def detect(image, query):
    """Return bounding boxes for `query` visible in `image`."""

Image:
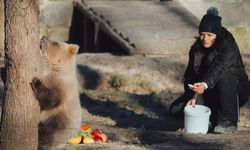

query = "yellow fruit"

[99,133,108,142]
[83,137,94,144]
[67,137,82,144]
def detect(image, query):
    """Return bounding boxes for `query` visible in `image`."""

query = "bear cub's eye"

[52,42,59,46]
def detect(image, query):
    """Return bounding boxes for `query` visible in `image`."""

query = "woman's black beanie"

[199,7,222,36]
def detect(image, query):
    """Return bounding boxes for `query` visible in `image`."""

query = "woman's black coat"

[180,27,249,105]
[169,27,249,119]
[184,27,248,89]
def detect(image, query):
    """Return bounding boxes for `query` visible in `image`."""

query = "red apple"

[93,135,103,142]
[91,129,102,137]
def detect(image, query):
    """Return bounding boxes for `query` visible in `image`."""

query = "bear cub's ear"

[68,44,79,55]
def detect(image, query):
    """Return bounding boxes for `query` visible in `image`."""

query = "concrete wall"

[179,0,250,53]
[39,0,73,41]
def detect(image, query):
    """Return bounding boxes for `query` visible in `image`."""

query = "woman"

[169,7,249,133]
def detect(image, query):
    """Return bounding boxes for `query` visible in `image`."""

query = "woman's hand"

[186,99,196,107]
[190,82,205,94]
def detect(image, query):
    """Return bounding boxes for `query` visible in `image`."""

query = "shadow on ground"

[80,91,182,131]
[77,65,103,90]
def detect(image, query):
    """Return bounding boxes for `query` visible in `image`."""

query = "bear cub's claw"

[32,77,42,87]
[30,77,42,96]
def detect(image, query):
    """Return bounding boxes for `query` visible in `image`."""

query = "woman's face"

[199,32,217,48]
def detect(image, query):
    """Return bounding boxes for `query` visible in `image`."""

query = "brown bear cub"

[31,36,82,150]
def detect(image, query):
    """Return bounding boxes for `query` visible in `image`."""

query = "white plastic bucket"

[184,105,211,134]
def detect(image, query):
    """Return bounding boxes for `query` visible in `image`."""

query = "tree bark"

[0,0,40,150]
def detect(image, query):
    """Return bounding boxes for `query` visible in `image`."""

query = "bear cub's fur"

[31,36,82,149]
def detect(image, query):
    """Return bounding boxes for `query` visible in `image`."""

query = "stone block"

[40,0,73,27]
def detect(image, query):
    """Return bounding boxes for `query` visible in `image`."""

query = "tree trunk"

[0,0,40,150]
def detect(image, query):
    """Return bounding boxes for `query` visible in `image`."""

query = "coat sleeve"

[202,38,238,89]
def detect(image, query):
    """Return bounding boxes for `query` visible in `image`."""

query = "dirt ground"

[67,53,250,150]
[0,53,250,150]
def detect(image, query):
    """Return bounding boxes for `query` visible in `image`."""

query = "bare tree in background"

[0,0,40,149]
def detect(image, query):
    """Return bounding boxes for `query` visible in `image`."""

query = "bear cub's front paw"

[31,77,42,88]
[30,77,43,95]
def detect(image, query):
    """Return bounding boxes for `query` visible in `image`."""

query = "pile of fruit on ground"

[67,123,108,144]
